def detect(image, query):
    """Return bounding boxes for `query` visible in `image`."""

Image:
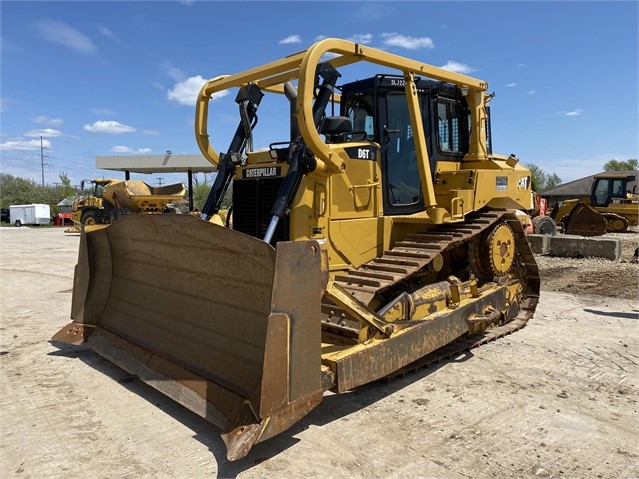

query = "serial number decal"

[496,176,508,191]
[242,166,281,179]
[344,145,378,161]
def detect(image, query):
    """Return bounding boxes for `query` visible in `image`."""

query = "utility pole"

[157,177,164,187]
[40,136,45,186]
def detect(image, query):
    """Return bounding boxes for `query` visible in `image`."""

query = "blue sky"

[1,0,637,189]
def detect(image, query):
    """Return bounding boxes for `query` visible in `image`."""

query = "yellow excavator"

[52,38,540,461]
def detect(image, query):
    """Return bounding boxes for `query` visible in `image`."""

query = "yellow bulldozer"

[66,178,186,231]
[550,172,638,236]
[52,38,540,461]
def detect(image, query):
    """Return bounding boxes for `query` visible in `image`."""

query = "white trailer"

[9,204,51,227]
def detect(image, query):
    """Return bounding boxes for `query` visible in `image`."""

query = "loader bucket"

[52,214,324,460]
[562,202,606,236]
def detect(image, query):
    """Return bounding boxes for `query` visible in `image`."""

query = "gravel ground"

[535,227,639,300]
[1,225,637,479]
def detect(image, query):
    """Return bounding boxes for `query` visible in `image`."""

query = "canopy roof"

[96,154,216,173]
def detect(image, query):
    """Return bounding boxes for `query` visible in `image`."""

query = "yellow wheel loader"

[550,172,638,236]
[52,39,540,461]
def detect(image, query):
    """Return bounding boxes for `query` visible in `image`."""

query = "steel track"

[323,209,540,373]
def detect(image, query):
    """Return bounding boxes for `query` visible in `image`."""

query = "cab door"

[378,91,426,215]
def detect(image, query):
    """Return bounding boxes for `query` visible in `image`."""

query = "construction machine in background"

[550,172,638,236]
[527,191,557,235]
[53,38,540,461]
[65,178,186,232]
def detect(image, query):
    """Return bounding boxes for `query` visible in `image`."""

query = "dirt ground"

[535,228,639,300]
[1,226,637,479]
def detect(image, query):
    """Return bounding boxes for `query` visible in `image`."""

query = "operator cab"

[340,75,471,215]
[80,179,109,198]
[591,174,635,207]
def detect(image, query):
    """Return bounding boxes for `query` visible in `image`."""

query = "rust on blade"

[51,323,95,345]
[52,215,326,461]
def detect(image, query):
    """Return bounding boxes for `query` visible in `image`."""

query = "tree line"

[0,173,76,214]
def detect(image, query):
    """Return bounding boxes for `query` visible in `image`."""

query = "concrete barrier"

[526,234,549,255]
[527,234,621,260]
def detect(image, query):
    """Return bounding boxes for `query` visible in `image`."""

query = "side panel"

[471,167,534,212]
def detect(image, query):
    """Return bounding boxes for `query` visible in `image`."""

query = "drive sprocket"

[469,221,515,279]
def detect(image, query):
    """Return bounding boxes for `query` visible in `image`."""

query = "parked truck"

[9,204,51,227]
[69,178,186,226]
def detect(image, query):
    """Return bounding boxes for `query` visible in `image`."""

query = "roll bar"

[194,38,490,172]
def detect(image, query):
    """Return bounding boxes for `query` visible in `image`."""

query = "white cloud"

[83,120,136,133]
[505,83,517,88]
[527,90,536,95]
[321,52,340,60]
[25,128,61,138]
[439,61,474,75]
[556,109,584,117]
[35,20,96,54]
[98,25,127,47]
[98,25,114,38]
[32,116,64,127]
[111,146,152,154]
[110,145,133,153]
[279,35,302,45]
[167,75,228,106]
[347,33,373,45]
[163,63,185,82]
[381,33,434,50]
[0,138,52,150]
[0,98,21,114]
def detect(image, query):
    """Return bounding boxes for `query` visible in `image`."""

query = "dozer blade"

[52,214,324,461]
[562,202,606,236]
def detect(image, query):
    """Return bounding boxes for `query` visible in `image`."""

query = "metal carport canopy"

[96,154,216,174]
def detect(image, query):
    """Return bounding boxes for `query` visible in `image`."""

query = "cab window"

[437,100,464,153]
[346,97,375,140]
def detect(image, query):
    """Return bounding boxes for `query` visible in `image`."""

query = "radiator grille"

[232,177,290,244]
